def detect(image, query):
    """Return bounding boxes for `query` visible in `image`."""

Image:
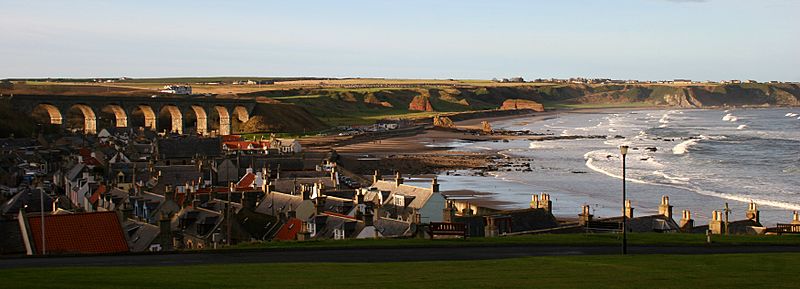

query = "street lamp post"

[620,145,629,255]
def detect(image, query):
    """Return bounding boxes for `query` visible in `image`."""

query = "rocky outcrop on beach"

[500,99,545,111]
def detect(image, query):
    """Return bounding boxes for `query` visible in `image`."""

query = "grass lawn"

[226,233,800,251]
[2,253,798,288]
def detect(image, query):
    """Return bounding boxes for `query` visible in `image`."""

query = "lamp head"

[620,145,629,156]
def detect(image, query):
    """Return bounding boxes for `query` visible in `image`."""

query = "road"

[1,245,799,269]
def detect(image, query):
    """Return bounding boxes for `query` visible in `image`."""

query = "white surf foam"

[722,113,735,121]
[672,138,700,155]
[737,124,747,130]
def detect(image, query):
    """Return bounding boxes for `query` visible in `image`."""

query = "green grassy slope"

[3,253,799,289]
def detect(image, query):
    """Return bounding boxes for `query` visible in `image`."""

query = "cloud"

[664,0,709,3]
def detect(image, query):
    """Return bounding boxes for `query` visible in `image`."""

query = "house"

[368,173,446,223]
[159,85,192,95]
[690,201,764,235]
[129,191,180,224]
[270,138,302,154]
[20,211,129,255]
[591,196,681,233]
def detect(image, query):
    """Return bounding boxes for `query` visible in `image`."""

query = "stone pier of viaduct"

[4,94,256,135]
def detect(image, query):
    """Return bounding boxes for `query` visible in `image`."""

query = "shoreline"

[333,106,799,225]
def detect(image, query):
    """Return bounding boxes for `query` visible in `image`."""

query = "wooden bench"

[429,222,468,239]
[774,223,800,235]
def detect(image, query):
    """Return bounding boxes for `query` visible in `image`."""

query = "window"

[394,196,405,207]
[334,228,345,240]
[306,222,316,237]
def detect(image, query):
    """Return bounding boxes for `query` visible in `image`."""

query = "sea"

[436,108,800,226]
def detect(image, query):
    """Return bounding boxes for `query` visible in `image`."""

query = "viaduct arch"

[7,95,255,136]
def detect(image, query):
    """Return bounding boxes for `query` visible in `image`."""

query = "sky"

[1,0,798,81]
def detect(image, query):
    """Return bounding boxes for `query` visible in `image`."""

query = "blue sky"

[1,0,797,81]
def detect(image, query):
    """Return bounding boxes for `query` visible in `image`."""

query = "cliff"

[500,99,545,111]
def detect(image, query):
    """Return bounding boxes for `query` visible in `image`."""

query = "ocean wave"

[691,188,800,211]
[585,151,800,211]
[722,113,738,122]
[529,142,555,149]
[737,124,747,130]
[672,138,700,155]
[652,170,690,184]
[785,113,798,117]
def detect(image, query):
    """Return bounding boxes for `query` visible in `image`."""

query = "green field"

[225,233,800,251]
[3,253,798,288]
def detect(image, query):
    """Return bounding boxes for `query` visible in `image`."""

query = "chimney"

[244,191,258,210]
[443,200,457,223]
[301,185,311,200]
[158,213,173,251]
[679,210,694,233]
[412,209,421,224]
[484,217,498,237]
[540,193,552,214]
[122,201,134,220]
[624,199,634,219]
[579,205,593,226]
[364,207,374,227]
[431,177,439,193]
[315,195,327,215]
[529,194,540,209]
[395,172,403,187]
[354,189,365,205]
[746,201,760,223]
[373,170,379,185]
[793,211,800,225]
[709,210,723,234]
[658,195,673,219]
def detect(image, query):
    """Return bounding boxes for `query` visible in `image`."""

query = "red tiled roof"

[275,218,302,241]
[223,141,270,150]
[222,135,243,142]
[27,211,129,254]
[89,184,107,205]
[236,172,256,190]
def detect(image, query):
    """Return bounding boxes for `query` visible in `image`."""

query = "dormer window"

[394,195,405,207]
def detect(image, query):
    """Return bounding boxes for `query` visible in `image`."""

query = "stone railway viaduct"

[5,94,256,135]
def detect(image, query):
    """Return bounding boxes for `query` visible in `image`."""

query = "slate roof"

[371,181,434,209]
[374,217,412,237]
[157,137,221,159]
[271,178,335,194]
[0,220,25,255]
[27,211,129,254]
[66,163,87,181]
[1,188,54,217]
[234,209,281,241]
[122,219,161,252]
[313,214,364,240]
[600,214,680,233]
[255,192,304,217]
